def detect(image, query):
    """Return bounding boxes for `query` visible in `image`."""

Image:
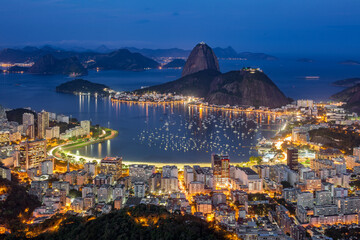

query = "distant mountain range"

[0,45,97,63]
[124,47,190,58]
[0,46,159,75]
[126,46,278,60]
[136,43,289,108]
[0,44,278,76]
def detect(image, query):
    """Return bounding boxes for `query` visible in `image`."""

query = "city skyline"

[1,1,360,239]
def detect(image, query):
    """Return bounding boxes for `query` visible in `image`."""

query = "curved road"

[48,129,117,164]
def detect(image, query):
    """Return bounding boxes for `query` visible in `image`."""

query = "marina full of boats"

[106,92,292,161]
[72,92,294,163]
[133,102,285,158]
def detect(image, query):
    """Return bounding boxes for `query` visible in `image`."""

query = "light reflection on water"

[2,59,360,163]
[71,97,282,164]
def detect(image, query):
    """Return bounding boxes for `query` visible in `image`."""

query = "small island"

[56,79,111,96]
[332,78,360,87]
[338,60,360,65]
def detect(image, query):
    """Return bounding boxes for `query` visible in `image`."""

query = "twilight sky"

[1,0,359,57]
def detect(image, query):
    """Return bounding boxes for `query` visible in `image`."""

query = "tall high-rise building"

[287,148,299,171]
[23,112,35,125]
[0,166,11,181]
[134,182,145,198]
[162,165,178,178]
[20,139,47,169]
[211,154,230,187]
[297,99,314,108]
[37,110,49,139]
[0,131,10,146]
[80,120,91,135]
[45,126,60,140]
[23,113,35,139]
[100,157,122,180]
[353,147,360,159]
[84,162,97,175]
[212,154,221,181]
[25,125,35,139]
[41,160,53,175]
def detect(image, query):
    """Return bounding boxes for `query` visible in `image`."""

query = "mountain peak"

[182,43,220,77]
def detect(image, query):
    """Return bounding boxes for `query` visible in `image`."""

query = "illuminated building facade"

[19,139,47,169]
[0,166,11,181]
[80,120,91,135]
[287,148,299,171]
[0,131,10,146]
[100,157,122,180]
[37,111,49,139]
[23,112,35,139]
[211,154,230,187]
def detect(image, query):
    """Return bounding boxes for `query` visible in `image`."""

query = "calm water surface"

[1,59,359,163]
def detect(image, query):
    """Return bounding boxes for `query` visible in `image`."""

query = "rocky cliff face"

[28,54,87,76]
[135,43,289,108]
[182,42,220,77]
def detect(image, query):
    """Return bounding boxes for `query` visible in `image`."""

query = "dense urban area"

[1,95,360,240]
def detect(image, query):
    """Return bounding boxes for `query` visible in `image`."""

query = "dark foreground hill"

[0,178,41,233]
[7,205,230,240]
